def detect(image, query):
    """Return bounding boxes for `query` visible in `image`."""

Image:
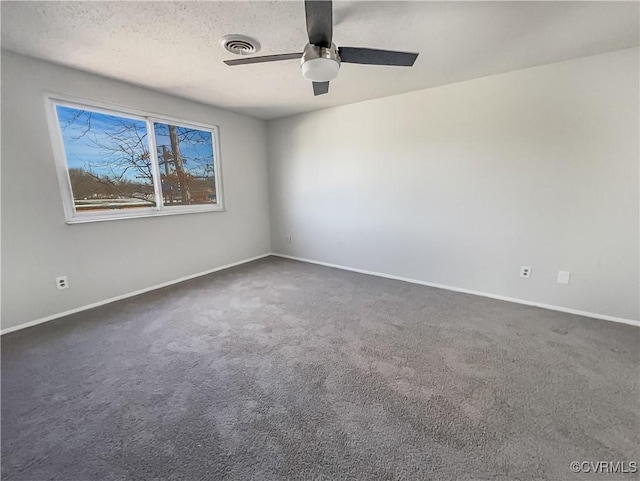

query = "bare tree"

[168,125,191,204]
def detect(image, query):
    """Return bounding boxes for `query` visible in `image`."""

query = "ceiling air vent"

[220,35,261,56]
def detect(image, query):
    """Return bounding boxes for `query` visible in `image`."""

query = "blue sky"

[56,105,215,182]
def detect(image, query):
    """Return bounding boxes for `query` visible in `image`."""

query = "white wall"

[268,48,639,322]
[1,51,271,330]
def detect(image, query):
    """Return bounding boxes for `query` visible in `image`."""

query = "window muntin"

[49,97,223,223]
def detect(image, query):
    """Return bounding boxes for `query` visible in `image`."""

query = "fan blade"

[338,47,418,66]
[313,81,329,96]
[224,53,302,66]
[305,0,333,47]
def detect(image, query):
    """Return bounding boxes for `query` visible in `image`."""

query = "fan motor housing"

[301,43,341,81]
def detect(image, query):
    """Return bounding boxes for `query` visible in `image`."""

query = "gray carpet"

[2,256,638,481]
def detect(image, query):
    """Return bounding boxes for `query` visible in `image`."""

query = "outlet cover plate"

[55,276,69,290]
[520,266,532,279]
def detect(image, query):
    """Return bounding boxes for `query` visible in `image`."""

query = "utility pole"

[169,125,191,205]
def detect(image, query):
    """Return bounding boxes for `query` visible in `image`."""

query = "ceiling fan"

[224,0,419,96]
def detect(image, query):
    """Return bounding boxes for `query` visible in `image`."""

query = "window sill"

[65,206,225,224]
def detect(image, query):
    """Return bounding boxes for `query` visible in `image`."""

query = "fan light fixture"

[300,43,341,82]
[301,57,340,82]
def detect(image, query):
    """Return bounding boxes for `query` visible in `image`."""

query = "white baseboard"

[271,253,639,328]
[1,253,271,335]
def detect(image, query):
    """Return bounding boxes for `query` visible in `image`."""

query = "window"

[48,96,223,223]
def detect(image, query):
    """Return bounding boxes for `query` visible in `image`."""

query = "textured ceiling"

[2,1,638,119]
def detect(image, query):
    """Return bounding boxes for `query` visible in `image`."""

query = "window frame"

[45,93,225,224]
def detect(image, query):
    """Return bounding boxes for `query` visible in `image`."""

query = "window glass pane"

[153,122,217,206]
[55,105,154,212]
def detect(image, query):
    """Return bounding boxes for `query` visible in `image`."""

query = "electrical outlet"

[286,234,292,244]
[520,266,532,279]
[557,271,571,284]
[56,276,69,290]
